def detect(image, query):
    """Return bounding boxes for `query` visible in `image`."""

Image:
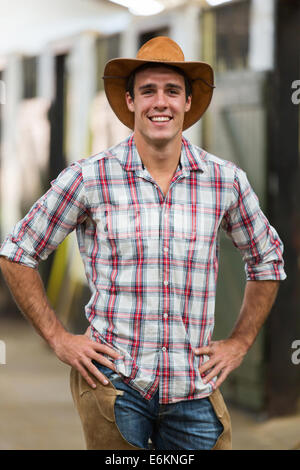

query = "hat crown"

[136,36,185,63]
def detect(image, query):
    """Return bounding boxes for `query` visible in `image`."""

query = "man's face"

[125,66,192,147]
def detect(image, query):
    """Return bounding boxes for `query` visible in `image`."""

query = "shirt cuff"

[246,262,287,281]
[0,237,39,269]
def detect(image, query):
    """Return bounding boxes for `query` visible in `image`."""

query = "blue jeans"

[93,362,223,450]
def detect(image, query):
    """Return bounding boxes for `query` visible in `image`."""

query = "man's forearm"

[0,257,65,347]
[229,279,280,352]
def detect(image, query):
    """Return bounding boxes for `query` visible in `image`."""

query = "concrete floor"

[1,318,299,450]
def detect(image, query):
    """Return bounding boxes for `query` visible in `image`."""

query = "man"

[0,37,286,450]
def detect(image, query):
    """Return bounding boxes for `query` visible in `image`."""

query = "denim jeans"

[93,362,223,450]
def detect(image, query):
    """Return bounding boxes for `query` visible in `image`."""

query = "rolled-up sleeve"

[0,161,88,269]
[222,167,287,281]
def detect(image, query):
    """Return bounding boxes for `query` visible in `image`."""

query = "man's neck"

[133,132,183,177]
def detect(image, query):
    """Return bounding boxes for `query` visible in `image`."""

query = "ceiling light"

[109,0,164,16]
[206,0,233,6]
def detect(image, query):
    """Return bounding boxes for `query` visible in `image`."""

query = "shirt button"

[164,247,168,253]
[163,280,168,286]
[162,347,167,352]
[163,313,168,319]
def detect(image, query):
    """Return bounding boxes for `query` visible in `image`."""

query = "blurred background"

[0,0,299,450]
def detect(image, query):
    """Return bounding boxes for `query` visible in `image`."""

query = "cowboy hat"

[103,36,215,131]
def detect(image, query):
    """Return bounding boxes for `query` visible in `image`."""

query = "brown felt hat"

[103,36,215,131]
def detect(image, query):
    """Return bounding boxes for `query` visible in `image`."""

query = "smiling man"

[126,65,191,144]
[125,64,192,197]
[0,37,286,450]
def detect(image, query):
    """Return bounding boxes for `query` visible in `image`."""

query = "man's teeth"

[150,117,171,122]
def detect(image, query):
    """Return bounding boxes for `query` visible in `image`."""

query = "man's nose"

[154,90,168,109]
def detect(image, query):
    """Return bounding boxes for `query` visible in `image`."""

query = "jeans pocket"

[92,361,123,386]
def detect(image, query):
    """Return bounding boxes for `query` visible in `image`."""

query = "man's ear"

[185,95,192,113]
[125,91,135,112]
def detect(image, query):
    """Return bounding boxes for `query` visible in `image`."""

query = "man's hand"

[194,338,247,388]
[51,329,124,389]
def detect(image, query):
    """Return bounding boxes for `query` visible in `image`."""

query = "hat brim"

[103,58,215,131]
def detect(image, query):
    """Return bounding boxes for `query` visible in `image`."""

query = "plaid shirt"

[0,134,286,404]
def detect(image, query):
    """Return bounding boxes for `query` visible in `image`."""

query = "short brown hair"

[126,63,193,102]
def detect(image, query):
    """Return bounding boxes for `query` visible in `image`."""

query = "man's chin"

[144,129,181,147]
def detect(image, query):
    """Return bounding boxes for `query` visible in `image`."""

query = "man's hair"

[126,63,193,102]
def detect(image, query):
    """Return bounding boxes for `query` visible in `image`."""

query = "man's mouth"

[148,116,172,122]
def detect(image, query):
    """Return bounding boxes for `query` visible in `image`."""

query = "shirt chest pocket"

[97,204,158,259]
[105,204,139,240]
[170,203,198,241]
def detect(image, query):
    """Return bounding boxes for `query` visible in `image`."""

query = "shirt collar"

[117,133,205,174]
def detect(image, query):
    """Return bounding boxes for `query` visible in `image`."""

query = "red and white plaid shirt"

[0,134,286,404]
